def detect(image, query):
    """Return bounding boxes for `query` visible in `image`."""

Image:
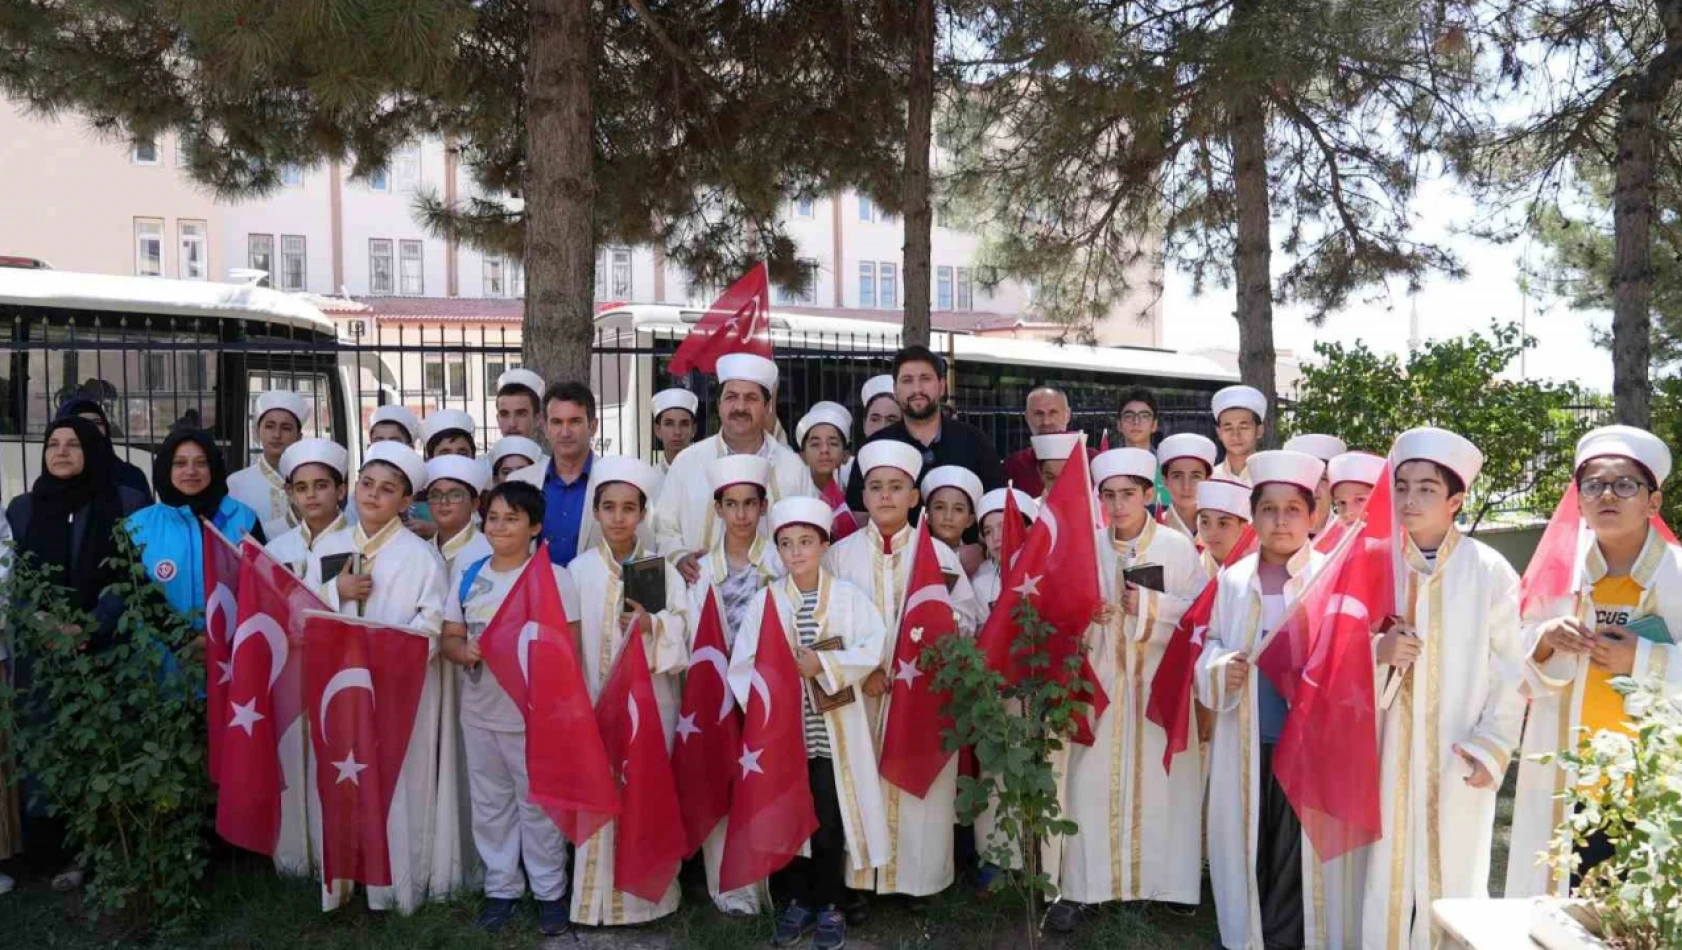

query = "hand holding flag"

[879,521,960,797]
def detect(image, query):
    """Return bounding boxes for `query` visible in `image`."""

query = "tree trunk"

[1609,5,1682,428]
[900,0,936,347]
[523,0,596,387]
[1229,59,1277,425]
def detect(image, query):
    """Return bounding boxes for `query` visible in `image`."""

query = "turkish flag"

[667,263,773,376]
[1518,482,1678,619]
[672,587,742,855]
[1313,517,1349,554]
[718,595,818,892]
[299,611,432,888]
[202,520,243,784]
[1253,465,1393,861]
[214,542,322,854]
[879,521,960,797]
[596,629,686,901]
[978,442,1104,743]
[1147,523,1258,773]
[820,478,860,543]
[478,544,619,844]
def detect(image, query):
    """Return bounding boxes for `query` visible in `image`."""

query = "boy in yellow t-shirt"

[1583,575,1644,739]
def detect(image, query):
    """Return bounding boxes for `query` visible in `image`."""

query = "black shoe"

[772,901,816,947]
[843,891,869,927]
[476,897,518,933]
[538,899,571,936]
[1045,900,1081,934]
[814,906,847,950]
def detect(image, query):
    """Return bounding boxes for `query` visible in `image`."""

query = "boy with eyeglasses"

[427,455,494,574]
[1506,425,1682,899]
[1209,385,1267,485]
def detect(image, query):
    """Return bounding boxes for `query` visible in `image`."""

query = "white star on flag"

[1191,624,1208,648]
[738,745,765,778]
[909,626,924,643]
[332,750,369,786]
[675,712,701,744]
[1014,574,1042,598]
[228,698,265,736]
[894,658,921,688]
[216,660,233,686]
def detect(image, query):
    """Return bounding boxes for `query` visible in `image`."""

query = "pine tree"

[0,0,907,382]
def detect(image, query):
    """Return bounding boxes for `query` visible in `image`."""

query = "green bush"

[0,527,212,935]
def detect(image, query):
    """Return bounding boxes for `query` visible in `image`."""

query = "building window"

[399,239,424,295]
[280,235,307,291]
[395,145,421,191]
[858,195,875,222]
[131,137,160,166]
[483,255,506,297]
[369,238,394,295]
[424,355,467,397]
[594,249,606,298]
[775,258,818,305]
[957,266,974,311]
[178,220,207,281]
[485,359,521,394]
[878,262,898,309]
[936,265,954,310]
[793,196,815,218]
[279,165,304,186]
[134,219,164,276]
[609,248,632,299]
[184,353,208,391]
[858,262,876,308]
[145,353,168,392]
[248,234,274,285]
[509,259,525,297]
[368,167,390,192]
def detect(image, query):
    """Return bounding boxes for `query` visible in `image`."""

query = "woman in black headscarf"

[53,396,151,498]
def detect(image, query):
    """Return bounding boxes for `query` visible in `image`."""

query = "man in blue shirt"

[510,380,598,566]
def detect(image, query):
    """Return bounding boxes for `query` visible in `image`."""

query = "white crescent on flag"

[1041,504,1060,556]
[689,645,734,723]
[748,670,774,728]
[627,693,641,745]
[1324,594,1370,623]
[206,583,237,647]
[902,584,951,617]
[231,611,289,691]
[319,667,375,744]
[516,621,542,685]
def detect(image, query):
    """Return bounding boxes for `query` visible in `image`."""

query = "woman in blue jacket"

[126,428,264,625]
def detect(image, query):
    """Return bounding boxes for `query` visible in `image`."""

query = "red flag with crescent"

[672,586,742,855]
[596,629,687,901]
[668,262,774,376]
[879,520,960,797]
[820,478,861,543]
[202,519,243,784]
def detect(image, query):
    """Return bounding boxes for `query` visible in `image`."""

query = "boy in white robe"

[264,437,354,877]
[1157,433,1218,541]
[1198,450,1356,950]
[972,488,1038,610]
[734,497,891,950]
[690,454,784,915]
[1507,425,1682,899]
[1281,434,1347,539]
[821,440,983,900]
[441,480,582,936]
[1361,427,1525,950]
[652,388,699,478]
[565,456,691,926]
[1209,386,1267,486]
[1052,448,1206,932]
[319,442,453,914]
[489,436,544,487]
[426,455,494,574]
[228,390,308,541]
[1195,479,1252,580]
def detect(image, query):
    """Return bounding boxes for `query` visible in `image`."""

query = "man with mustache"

[653,354,816,584]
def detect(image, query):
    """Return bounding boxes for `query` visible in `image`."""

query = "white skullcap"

[489,436,543,468]
[421,409,476,448]
[1196,479,1252,522]
[921,465,984,510]
[370,404,420,442]
[278,437,348,481]
[716,353,778,390]
[1390,426,1483,489]
[860,374,895,407]
[362,441,428,495]
[978,487,1039,523]
[497,368,546,400]
[591,455,661,500]
[708,454,771,493]
[1092,448,1157,487]
[857,440,924,482]
[652,388,699,420]
[1247,450,1325,494]
[426,455,491,494]
[1211,385,1268,422]
[770,496,835,539]
[1156,433,1218,470]
[797,402,853,447]
[1031,432,1081,462]
[1575,425,1672,486]
[1283,433,1348,462]
[255,390,310,427]
[1327,451,1385,488]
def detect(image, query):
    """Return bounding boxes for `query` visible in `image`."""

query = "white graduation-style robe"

[1197,545,1362,950]
[1211,459,1254,487]
[566,540,691,926]
[689,534,784,914]
[318,518,451,913]
[1062,519,1206,905]
[727,573,892,884]
[822,520,983,897]
[228,456,298,542]
[1505,527,1682,899]
[1159,503,1198,542]
[264,515,354,878]
[652,433,815,560]
[430,522,494,900]
[1361,529,1525,950]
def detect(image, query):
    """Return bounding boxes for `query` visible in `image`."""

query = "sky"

[1157,176,1613,393]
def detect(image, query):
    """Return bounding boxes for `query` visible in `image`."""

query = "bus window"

[245,370,337,468]
[22,321,219,447]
